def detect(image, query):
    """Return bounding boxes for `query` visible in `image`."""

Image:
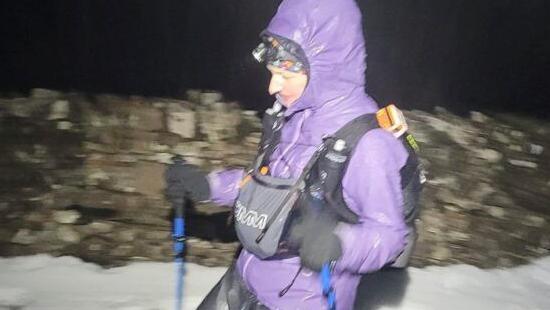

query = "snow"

[1,254,550,310]
[0,255,225,310]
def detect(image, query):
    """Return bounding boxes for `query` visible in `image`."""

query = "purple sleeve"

[335,129,409,273]
[207,168,245,207]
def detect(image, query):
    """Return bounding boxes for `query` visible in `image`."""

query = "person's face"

[267,65,308,107]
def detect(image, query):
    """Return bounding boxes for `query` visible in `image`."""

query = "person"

[165,0,417,308]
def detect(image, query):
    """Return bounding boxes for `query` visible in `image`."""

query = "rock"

[36,230,59,244]
[93,97,163,130]
[242,110,258,117]
[43,222,58,231]
[485,205,506,219]
[443,204,460,212]
[128,105,163,132]
[475,136,488,144]
[4,98,48,118]
[148,142,170,152]
[214,242,239,252]
[470,111,489,123]
[173,142,209,157]
[11,229,38,245]
[31,88,61,99]
[97,161,165,197]
[116,230,137,242]
[181,156,205,166]
[48,100,70,120]
[474,148,502,163]
[86,221,114,234]
[211,101,228,112]
[510,130,524,139]
[245,134,261,145]
[196,240,214,249]
[200,257,223,267]
[199,91,223,105]
[88,243,104,252]
[145,245,167,260]
[526,245,548,255]
[470,182,496,202]
[186,89,202,103]
[541,236,550,249]
[198,109,241,142]
[84,142,115,153]
[87,169,110,186]
[52,210,81,224]
[112,154,139,164]
[528,144,544,155]
[447,231,471,241]
[492,131,510,144]
[145,152,173,164]
[144,231,170,240]
[111,244,134,257]
[167,104,196,139]
[508,159,538,169]
[56,226,81,243]
[25,211,47,223]
[432,246,451,261]
[87,113,108,127]
[523,215,546,228]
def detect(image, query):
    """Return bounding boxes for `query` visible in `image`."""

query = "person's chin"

[279,96,296,108]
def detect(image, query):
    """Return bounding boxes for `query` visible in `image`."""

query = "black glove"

[165,160,210,203]
[288,210,342,272]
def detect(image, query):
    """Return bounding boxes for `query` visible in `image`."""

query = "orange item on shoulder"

[376,104,408,138]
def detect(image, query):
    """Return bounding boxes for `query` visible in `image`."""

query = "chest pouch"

[234,105,324,259]
[234,170,305,259]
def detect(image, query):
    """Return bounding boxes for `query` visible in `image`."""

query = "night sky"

[1,0,549,118]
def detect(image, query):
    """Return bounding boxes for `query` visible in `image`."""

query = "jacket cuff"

[207,168,245,207]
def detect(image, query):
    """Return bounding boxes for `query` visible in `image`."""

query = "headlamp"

[252,42,268,63]
[251,35,308,74]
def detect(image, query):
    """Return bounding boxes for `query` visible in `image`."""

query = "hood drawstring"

[278,266,303,297]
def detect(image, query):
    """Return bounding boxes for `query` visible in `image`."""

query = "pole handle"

[170,155,187,219]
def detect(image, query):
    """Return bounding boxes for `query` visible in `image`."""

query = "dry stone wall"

[1,88,549,269]
[0,89,259,267]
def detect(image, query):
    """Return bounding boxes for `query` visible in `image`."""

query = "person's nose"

[268,74,283,95]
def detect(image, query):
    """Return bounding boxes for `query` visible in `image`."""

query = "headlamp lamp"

[252,35,308,74]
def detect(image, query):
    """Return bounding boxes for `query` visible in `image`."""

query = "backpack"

[234,103,424,267]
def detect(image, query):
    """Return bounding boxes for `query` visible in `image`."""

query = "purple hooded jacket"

[207,0,409,308]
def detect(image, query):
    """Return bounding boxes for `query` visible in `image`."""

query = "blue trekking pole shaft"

[321,263,336,310]
[173,197,185,310]
[170,155,187,310]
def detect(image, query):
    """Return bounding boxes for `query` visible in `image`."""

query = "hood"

[266,0,374,116]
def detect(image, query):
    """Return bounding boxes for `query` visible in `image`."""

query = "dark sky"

[1,0,549,118]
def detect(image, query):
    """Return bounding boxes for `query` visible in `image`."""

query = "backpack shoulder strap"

[304,114,380,224]
[253,107,285,171]
[330,113,379,151]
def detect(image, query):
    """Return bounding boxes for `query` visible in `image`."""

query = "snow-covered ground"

[1,254,550,310]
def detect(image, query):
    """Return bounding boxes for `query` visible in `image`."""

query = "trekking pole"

[321,263,336,310]
[171,156,186,310]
